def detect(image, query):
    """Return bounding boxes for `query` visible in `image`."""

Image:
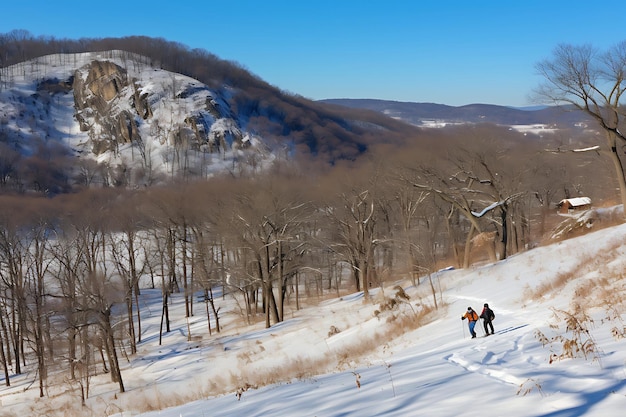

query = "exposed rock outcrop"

[132,80,152,119]
[73,60,147,154]
[68,57,253,161]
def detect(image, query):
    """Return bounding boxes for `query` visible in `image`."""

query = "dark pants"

[483,319,494,335]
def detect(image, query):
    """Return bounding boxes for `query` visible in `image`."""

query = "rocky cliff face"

[72,60,143,154]
[71,58,245,156]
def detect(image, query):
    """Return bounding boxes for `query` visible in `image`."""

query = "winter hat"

[484,303,489,307]
[467,307,472,311]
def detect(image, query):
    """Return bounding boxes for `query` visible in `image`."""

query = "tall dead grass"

[534,246,626,365]
[525,248,608,301]
[527,222,626,366]
[535,305,601,364]
[525,232,623,303]
[208,285,440,403]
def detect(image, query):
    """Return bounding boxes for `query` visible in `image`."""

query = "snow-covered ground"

[508,124,558,134]
[2,220,626,416]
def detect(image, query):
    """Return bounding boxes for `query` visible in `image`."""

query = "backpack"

[482,307,495,321]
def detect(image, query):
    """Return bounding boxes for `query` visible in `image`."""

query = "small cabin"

[557,197,592,214]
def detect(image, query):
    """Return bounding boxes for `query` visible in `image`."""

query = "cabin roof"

[558,197,591,207]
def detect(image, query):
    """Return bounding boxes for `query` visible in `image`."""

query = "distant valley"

[319,98,593,129]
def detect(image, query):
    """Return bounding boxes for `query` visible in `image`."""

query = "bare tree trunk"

[607,132,626,217]
[101,309,125,393]
[277,240,284,322]
[500,206,508,260]
[182,224,191,318]
[427,272,438,310]
[0,311,10,386]
[208,287,220,333]
[463,224,476,269]
[159,286,169,345]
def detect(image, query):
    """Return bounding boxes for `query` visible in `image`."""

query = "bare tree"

[24,209,54,398]
[400,126,538,267]
[403,160,485,269]
[108,191,152,353]
[319,163,387,298]
[189,224,222,335]
[387,174,430,286]
[144,225,173,345]
[58,192,123,392]
[49,226,86,382]
[217,168,313,327]
[0,203,29,376]
[534,41,626,218]
[78,271,126,393]
[0,299,10,386]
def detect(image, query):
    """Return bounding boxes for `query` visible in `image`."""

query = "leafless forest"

[0,30,621,402]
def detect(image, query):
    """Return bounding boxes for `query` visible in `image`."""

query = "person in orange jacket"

[461,306,479,338]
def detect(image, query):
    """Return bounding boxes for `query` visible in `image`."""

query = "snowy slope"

[0,51,271,185]
[1,216,626,416]
[133,222,626,417]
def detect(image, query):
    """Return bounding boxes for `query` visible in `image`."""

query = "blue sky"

[2,1,625,106]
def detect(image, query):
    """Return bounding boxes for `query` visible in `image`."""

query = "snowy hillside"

[2,214,626,416]
[0,51,271,187]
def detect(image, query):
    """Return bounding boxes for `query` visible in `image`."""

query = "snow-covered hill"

[2,212,625,416]
[0,51,271,187]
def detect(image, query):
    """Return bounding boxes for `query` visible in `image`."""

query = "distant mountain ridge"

[0,33,428,193]
[0,33,599,194]
[319,99,593,127]
[0,43,421,192]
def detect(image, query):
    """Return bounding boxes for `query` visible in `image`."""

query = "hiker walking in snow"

[461,307,478,338]
[480,303,495,335]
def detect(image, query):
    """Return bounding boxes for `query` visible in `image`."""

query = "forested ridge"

[0,29,420,170]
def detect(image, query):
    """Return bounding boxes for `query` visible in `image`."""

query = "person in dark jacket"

[480,303,495,335]
[461,307,479,338]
